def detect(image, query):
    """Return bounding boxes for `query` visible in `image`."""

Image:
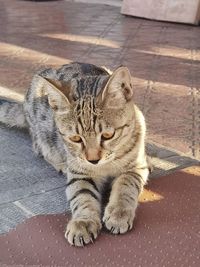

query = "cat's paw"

[65,218,102,247]
[103,204,135,234]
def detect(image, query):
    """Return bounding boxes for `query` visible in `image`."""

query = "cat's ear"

[101,66,133,108]
[40,76,72,111]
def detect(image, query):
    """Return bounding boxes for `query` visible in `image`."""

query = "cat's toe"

[65,218,102,247]
[103,205,134,234]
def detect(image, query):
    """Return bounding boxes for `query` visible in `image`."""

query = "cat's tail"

[0,98,27,128]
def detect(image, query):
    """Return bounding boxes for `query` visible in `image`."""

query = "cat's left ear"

[39,76,72,112]
[101,66,133,108]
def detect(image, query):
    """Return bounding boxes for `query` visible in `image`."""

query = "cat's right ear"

[39,76,72,112]
[101,66,133,109]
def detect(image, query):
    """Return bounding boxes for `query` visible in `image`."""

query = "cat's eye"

[101,131,115,140]
[69,135,82,143]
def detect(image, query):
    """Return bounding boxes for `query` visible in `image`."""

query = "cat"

[0,62,151,247]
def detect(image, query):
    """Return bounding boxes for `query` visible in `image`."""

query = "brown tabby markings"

[0,62,151,247]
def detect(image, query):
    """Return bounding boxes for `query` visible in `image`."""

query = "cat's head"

[40,66,135,166]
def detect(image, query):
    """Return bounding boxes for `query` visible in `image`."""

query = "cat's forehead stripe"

[74,76,105,99]
[75,96,99,134]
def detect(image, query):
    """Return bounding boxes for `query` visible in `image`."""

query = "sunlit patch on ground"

[181,166,200,176]
[139,188,164,203]
[134,46,191,60]
[39,33,120,49]
[0,42,72,66]
[0,85,24,102]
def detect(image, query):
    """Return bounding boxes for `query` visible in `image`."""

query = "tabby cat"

[0,62,151,247]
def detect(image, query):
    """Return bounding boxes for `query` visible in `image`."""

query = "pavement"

[0,0,199,235]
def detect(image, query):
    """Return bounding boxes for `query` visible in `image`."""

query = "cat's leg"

[28,127,42,157]
[65,172,102,246]
[32,140,43,157]
[44,156,66,173]
[32,139,65,172]
[103,167,149,234]
[33,135,67,172]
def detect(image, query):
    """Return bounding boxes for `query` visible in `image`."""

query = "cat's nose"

[88,159,99,165]
[86,148,101,164]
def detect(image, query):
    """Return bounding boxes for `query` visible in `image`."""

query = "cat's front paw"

[103,204,135,234]
[65,218,102,247]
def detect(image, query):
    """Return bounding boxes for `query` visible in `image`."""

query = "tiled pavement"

[0,0,200,233]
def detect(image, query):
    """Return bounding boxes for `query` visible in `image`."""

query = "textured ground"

[0,167,199,267]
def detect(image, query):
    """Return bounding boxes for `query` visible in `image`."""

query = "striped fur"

[0,62,151,247]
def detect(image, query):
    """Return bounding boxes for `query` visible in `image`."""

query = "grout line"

[13,201,35,217]
[0,184,66,207]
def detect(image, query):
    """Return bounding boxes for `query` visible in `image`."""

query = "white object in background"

[121,0,200,25]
